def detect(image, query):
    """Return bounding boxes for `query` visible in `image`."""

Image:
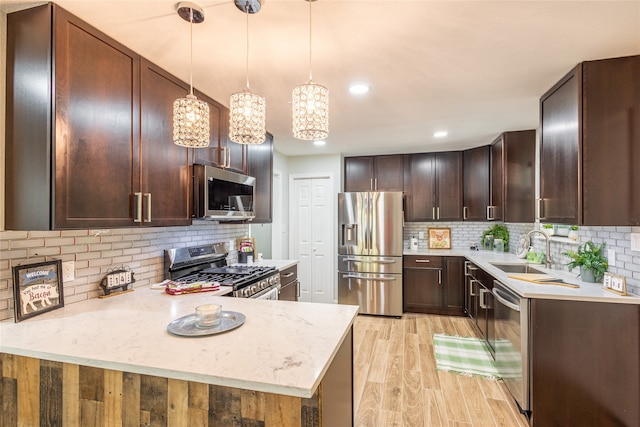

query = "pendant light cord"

[308,0,313,82]
[245,1,250,90]
[189,8,194,96]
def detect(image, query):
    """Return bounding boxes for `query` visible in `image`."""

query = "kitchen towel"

[433,333,499,379]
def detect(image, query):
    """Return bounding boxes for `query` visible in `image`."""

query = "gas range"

[164,243,280,298]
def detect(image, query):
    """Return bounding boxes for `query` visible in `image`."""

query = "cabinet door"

[582,57,640,225]
[435,152,463,221]
[247,133,273,223]
[140,59,191,226]
[373,155,404,191]
[279,280,298,301]
[404,153,436,221]
[344,156,374,191]
[403,267,442,313]
[539,68,580,224]
[53,7,140,228]
[463,146,490,221]
[489,137,504,221]
[444,257,465,314]
[503,131,536,223]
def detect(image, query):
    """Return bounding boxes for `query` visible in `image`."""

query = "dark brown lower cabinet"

[403,256,464,316]
[278,264,298,302]
[530,299,640,427]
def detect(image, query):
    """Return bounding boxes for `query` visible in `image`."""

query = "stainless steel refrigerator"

[337,192,404,316]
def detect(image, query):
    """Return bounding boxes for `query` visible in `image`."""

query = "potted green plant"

[568,225,579,241]
[562,241,608,283]
[481,225,509,252]
[542,223,554,236]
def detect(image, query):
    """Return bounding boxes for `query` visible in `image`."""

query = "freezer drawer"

[338,255,402,275]
[338,272,403,316]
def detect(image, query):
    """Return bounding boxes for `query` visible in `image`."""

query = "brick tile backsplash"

[405,223,640,296]
[0,223,250,321]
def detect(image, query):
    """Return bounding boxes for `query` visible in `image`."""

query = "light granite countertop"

[404,249,640,304]
[0,287,358,398]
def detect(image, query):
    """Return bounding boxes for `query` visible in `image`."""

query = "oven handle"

[492,288,520,312]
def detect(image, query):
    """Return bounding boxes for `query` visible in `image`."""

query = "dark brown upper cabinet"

[463,146,490,221]
[344,155,404,192]
[6,4,141,229]
[539,55,640,225]
[488,130,536,223]
[247,133,274,224]
[404,152,463,222]
[5,4,194,229]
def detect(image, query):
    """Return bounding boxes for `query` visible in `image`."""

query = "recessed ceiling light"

[434,131,448,138]
[349,83,370,95]
[314,140,326,146]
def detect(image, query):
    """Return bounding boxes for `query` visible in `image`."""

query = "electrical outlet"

[62,261,75,282]
[607,249,616,267]
[419,231,425,239]
[631,233,640,252]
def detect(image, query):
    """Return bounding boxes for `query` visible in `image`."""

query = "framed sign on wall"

[12,260,65,322]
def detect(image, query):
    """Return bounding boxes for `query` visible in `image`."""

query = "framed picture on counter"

[428,228,451,249]
[12,260,65,322]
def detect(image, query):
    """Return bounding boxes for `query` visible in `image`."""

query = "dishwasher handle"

[492,287,521,312]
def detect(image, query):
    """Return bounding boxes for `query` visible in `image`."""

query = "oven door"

[252,285,280,300]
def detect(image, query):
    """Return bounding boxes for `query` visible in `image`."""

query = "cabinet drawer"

[403,256,442,268]
[279,264,298,285]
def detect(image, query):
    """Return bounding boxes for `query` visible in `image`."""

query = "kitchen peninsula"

[0,288,358,426]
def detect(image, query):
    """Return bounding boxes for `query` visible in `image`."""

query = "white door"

[290,174,334,304]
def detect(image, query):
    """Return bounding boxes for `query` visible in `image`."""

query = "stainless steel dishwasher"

[492,280,530,413]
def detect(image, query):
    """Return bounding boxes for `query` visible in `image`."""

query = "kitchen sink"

[489,263,546,275]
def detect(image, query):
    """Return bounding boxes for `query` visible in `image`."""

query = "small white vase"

[568,230,579,241]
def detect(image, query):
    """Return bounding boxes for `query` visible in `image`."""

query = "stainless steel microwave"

[193,164,256,221]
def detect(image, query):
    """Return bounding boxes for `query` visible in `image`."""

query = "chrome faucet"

[525,229,553,269]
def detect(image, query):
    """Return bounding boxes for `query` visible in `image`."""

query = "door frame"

[288,172,337,303]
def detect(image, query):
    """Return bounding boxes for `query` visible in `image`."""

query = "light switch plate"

[631,233,640,252]
[419,231,425,239]
[62,261,75,282]
[607,249,616,267]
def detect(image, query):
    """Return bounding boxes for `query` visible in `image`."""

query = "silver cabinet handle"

[487,205,496,221]
[415,259,431,263]
[144,193,152,222]
[134,192,142,223]
[374,178,378,191]
[342,274,397,281]
[437,207,440,220]
[479,288,489,309]
[227,146,231,168]
[469,279,477,296]
[537,198,545,220]
[438,269,442,285]
[370,178,374,191]
[296,280,300,298]
[463,206,468,220]
[432,207,436,220]
[282,272,294,278]
[220,147,227,168]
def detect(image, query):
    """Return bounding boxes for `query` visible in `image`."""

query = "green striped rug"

[433,334,501,379]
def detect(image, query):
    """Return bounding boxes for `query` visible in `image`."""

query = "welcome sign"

[12,260,64,322]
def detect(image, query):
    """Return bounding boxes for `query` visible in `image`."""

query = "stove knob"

[270,276,278,285]
[251,285,258,294]
[244,288,251,297]
[260,280,267,289]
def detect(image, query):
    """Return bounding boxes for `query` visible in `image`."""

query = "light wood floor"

[353,313,530,427]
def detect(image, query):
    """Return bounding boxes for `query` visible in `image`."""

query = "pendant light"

[292,0,329,141]
[173,2,210,148]
[229,0,266,145]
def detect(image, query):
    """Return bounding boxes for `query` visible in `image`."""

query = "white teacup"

[195,304,222,328]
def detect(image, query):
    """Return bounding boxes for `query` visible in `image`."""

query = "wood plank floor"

[353,313,530,427]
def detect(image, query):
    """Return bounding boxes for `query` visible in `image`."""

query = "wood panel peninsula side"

[0,288,358,426]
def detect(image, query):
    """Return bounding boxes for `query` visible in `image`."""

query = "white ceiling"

[3,1,639,157]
